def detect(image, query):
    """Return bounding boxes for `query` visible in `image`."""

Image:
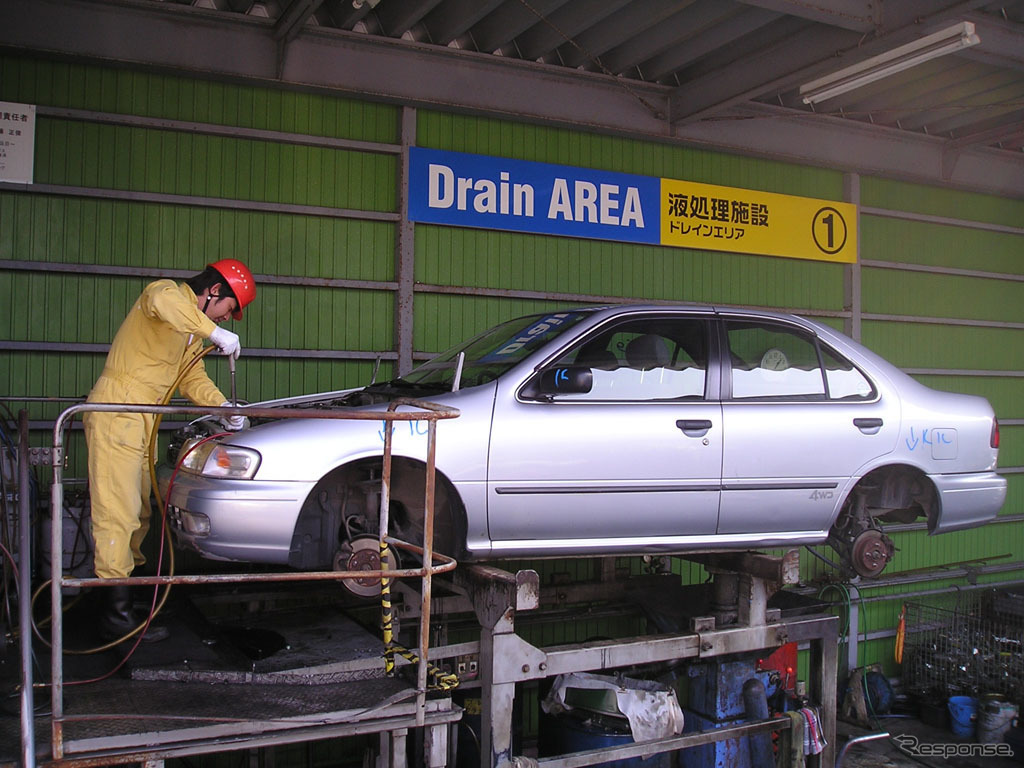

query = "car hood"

[219,382,496,483]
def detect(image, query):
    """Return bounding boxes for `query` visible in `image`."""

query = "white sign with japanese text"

[0,101,36,184]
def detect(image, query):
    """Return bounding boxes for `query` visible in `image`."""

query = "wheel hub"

[334,535,393,598]
[850,529,894,578]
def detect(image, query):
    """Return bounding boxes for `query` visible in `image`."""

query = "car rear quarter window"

[820,345,875,400]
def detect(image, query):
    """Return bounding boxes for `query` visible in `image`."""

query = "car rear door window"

[725,320,874,401]
[726,321,825,399]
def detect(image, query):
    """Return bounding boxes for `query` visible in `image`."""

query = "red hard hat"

[209,259,256,320]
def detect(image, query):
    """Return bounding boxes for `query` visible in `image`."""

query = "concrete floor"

[838,716,1022,768]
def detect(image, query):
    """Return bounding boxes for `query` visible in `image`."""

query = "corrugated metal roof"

[2,0,1023,194]
[186,0,1024,155]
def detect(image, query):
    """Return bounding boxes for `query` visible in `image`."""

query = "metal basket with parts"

[901,588,1024,701]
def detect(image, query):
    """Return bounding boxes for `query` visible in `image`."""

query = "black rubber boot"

[98,585,169,643]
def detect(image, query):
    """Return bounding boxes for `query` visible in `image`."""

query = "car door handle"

[854,417,883,431]
[676,419,712,436]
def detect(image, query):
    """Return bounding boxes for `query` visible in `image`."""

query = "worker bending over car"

[84,259,256,642]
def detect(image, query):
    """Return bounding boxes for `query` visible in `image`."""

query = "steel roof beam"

[944,108,1024,150]
[555,0,688,69]
[638,4,779,83]
[321,0,373,28]
[469,0,571,54]
[667,20,854,123]
[736,0,877,32]
[0,0,670,129]
[931,99,1024,136]
[420,0,505,46]
[666,0,995,124]
[596,1,727,77]
[373,0,443,39]
[962,12,1024,71]
[676,102,1024,197]
[273,0,324,41]
[514,0,633,63]
[0,0,1021,197]
[910,80,1024,134]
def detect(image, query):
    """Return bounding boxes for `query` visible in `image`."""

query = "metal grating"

[901,588,1024,701]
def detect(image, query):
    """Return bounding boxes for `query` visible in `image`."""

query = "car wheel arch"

[827,463,939,577]
[286,455,469,571]
[839,463,939,524]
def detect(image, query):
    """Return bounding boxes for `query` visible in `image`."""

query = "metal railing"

[19,397,460,764]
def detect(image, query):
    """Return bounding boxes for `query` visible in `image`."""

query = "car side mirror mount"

[522,366,593,400]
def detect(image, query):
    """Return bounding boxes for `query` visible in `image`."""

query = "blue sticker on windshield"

[479,313,573,362]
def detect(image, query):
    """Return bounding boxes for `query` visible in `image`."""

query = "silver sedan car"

[165,304,1005,584]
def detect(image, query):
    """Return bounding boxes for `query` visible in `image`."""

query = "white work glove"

[219,402,249,432]
[209,326,241,361]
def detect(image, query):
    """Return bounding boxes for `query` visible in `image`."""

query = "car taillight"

[992,419,1000,449]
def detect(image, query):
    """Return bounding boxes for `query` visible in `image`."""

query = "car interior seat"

[624,334,670,371]
[575,340,619,370]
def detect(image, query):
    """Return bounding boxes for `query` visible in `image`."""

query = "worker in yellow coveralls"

[84,260,256,642]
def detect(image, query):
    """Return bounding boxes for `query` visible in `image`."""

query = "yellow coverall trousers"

[83,390,157,579]
[85,279,226,579]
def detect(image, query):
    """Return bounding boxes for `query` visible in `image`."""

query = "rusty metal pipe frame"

[417,418,438,725]
[43,398,459,763]
[58,540,456,588]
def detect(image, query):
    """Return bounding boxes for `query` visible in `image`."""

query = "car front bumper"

[929,471,1007,534]
[166,472,314,564]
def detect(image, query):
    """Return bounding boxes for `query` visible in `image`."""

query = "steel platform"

[2,590,459,767]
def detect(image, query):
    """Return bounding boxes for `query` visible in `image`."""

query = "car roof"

[563,303,824,330]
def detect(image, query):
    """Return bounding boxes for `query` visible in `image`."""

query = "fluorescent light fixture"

[800,21,980,104]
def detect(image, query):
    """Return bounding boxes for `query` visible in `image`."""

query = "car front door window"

[556,319,709,401]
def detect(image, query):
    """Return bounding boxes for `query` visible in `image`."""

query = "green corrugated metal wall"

[2,53,1022,687]
[855,178,1024,677]
[1,55,400,421]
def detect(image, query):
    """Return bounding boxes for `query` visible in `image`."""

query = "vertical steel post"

[846,583,860,676]
[50,409,67,758]
[843,172,862,342]
[18,411,36,768]
[395,106,417,377]
[380,415,395,676]
[809,616,839,768]
[480,619,517,768]
[417,418,438,726]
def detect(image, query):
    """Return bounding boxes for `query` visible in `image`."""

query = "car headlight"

[179,441,261,479]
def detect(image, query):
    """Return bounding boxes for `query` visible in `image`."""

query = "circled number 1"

[812,206,847,255]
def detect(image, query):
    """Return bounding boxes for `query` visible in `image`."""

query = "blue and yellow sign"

[408,147,856,264]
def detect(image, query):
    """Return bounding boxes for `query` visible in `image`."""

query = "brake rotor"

[334,535,399,598]
[850,528,894,578]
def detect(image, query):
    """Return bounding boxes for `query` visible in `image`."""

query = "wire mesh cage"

[901,587,1024,702]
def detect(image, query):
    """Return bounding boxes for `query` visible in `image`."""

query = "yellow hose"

[139,344,218,637]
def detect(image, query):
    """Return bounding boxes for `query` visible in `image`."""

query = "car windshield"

[397,311,589,391]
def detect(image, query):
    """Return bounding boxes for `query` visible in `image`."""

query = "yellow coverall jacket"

[85,280,227,579]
